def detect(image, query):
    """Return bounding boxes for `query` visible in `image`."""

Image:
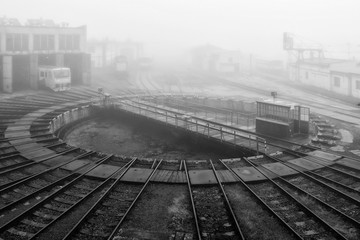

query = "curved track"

[0,86,359,239]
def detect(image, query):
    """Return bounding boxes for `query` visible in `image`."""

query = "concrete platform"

[151,170,187,183]
[151,170,172,182]
[121,168,153,182]
[336,158,360,171]
[61,159,91,171]
[216,170,238,183]
[15,143,42,151]
[86,164,121,178]
[307,150,341,161]
[5,131,30,138]
[262,162,298,177]
[42,155,75,167]
[168,171,186,183]
[21,148,56,161]
[232,167,267,182]
[6,125,30,131]
[9,138,34,145]
[304,156,333,166]
[188,170,217,185]
[288,158,324,171]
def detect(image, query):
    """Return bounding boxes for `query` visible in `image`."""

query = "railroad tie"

[54,196,77,205]
[7,227,35,238]
[33,210,57,220]
[21,218,48,228]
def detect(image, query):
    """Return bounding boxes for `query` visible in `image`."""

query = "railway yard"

[0,72,360,240]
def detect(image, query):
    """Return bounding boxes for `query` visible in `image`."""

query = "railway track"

[309,166,360,194]
[282,174,360,222]
[184,160,243,239]
[0,151,96,214]
[245,155,360,240]
[0,154,132,239]
[222,157,352,239]
[274,176,360,239]
[1,87,360,239]
[0,148,85,189]
[267,151,360,203]
[63,158,161,240]
[246,180,345,239]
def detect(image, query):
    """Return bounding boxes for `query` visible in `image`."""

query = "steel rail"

[29,156,134,240]
[249,156,360,229]
[267,154,360,206]
[0,147,81,189]
[0,142,68,171]
[61,157,138,240]
[219,160,303,239]
[0,151,95,213]
[0,154,114,235]
[272,174,360,228]
[305,168,360,194]
[183,160,202,240]
[107,158,164,240]
[243,158,348,240]
[209,159,245,240]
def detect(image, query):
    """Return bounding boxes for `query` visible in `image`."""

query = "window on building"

[59,35,66,50]
[48,35,55,50]
[6,34,14,51]
[22,35,29,50]
[59,34,80,50]
[356,80,360,90]
[14,34,22,50]
[73,35,80,50]
[34,34,55,51]
[66,35,73,50]
[34,35,41,50]
[334,76,340,87]
[41,35,48,49]
[6,33,29,51]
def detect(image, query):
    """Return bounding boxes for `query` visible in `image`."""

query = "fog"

[3,0,360,60]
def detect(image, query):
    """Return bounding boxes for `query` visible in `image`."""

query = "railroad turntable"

[0,88,360,240]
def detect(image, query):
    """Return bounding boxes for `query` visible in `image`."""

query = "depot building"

[0,19,91,93]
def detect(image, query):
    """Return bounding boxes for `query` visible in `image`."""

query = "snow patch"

[350,150,360,156]
[339,129,353,143]
[330,145,345,152]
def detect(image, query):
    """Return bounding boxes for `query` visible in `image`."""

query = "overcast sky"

[3,0,360,59]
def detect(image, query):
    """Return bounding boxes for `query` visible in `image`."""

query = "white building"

[330,62,360,98]
[288,58,360,98]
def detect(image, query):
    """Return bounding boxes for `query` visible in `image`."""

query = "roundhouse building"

[0,18,91,93]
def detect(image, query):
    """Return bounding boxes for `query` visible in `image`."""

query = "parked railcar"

[39,66,71,91]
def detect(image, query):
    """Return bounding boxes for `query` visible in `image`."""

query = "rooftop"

[299,58,349,66]
[330,61,360,75]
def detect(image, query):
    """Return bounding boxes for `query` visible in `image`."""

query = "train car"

[114,55,128,80]
[39,66,71,91]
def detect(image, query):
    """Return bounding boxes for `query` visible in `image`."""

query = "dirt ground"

[64,116,232,160]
